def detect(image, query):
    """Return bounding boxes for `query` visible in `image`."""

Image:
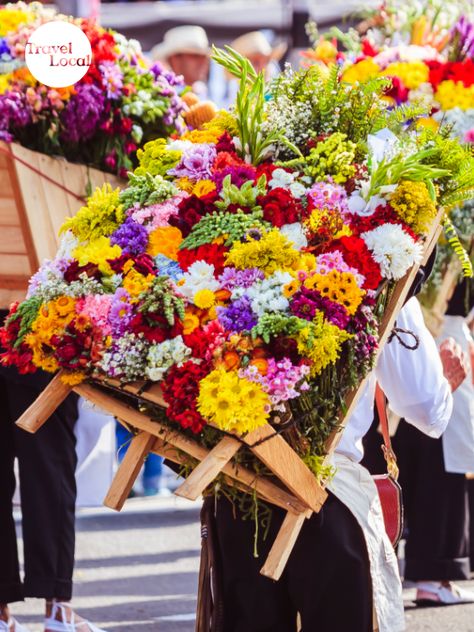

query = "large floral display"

[2,48,473,482]
[0,2,186,175]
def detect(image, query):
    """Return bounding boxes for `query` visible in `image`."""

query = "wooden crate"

[14,209,444,580]
[0,142,123,307]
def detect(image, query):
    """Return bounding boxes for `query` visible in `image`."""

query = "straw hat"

[151,25,210,61]
[230,31,287,61]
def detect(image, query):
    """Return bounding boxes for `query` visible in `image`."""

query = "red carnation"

[324,235,382,290]
[257,187,304,227]
[178,243,228,275]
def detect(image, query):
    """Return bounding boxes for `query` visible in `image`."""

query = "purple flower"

[218,267,265,290]
[217,295,258,332]
[169,143,217,180]
[290,287,350,328]
[100,61,123,100]
[0,91,32,140]
[111,217,149,255]
[60,84,105,143]
[212,165,257,192]
[451,16,474,60]
[109,289,133,336]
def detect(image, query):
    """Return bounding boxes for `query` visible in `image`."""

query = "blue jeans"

[115,422,163,487]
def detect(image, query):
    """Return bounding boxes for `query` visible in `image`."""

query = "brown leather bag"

[372,383,404,547]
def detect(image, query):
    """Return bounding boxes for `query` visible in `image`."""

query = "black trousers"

[0,367,78,603]
[394,421,470,581]
[214,493,372,632]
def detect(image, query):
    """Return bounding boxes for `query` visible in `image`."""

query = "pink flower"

[464,129,474,144]
[76,295,113,335]
[130,192,189,231]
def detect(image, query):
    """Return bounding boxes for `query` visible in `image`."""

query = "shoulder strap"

[375,382,399,480]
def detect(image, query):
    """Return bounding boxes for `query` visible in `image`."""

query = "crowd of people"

[0,21,473,632]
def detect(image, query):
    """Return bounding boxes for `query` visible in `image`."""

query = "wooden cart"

[0,141,123,307]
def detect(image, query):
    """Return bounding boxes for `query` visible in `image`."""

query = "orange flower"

[147,226,183,260]
[223,350,240,371]
[250,358,268,375]
[182,311,200,335]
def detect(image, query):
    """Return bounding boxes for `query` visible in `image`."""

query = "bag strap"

[375,382,399,481]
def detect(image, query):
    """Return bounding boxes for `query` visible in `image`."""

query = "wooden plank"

[242,424,328,513]
[0,225,28,254]
[3,144,39,274]
[76,383,310,514]
[0,197,20,226]
[0,255,33,276]
[174,435,242,501]
[104,431,156,510]
[0,286,27,309]
[0,169,14,197]
[37,153,73,242]
[94,376,167,408]
[16,372,73,433]
[259,510,310,580]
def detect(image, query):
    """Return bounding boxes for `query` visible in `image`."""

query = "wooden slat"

[104,431,156,510]
[0,169,14,197]
[75,382,310,515]
[243,424,328,513]
[0,286,27,309]
[0,198,20,226]
[0,225,28,254]
[0,254,33,276]
[37,153,74,241]
[174,435,242,501]
[16,372,73,433]
[260,510,310,580]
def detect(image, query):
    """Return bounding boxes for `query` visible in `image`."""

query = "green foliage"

[180,208,269,249]
[251,313,306,344]
[138,277,185,325]
[443,215,473,277]
[7,296,43,348]
[216,174,267,210]
[119,172,178,208]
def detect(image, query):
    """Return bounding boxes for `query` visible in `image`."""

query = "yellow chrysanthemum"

[297,312,352,376]
[390,180,438,235]
[283,279,300,298]
[416,117,439,132]
[342,58,380,84]
[435,80,474,110]
[0,9,31,36]
[147,226,183,260]
[193,179,216,197]
[226,229,300,276]
[60,371,86,386]
[194,288,216,309]
[122,269,154,299]
[61,184,124,241]
[175,177,194,193]
[202,110,239,136]
[312,270,365,315]
[181,128,222,144]
[182,311,200,335]
[74,236,122,276]
[197,368,269,434]
[54,295,76,317]
[0,73,12,94]
[382,61,429,90]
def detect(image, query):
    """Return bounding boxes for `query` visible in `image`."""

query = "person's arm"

[375,298,453,438]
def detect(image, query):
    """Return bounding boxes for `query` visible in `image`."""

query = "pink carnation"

[315,251,366,287]
[130,191,189,231]
[76,295,113,335]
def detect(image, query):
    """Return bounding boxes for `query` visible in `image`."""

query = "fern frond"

[443,215,473,278]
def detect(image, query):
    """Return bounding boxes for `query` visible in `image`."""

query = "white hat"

[230,31,287,61]
[151,25,210,61]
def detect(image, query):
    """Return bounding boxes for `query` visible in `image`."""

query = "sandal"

[415,581,474,606]
[44,603,106,632]
[0,619,30,632]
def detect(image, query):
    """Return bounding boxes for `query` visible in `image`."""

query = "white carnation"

[362,224,423,280]
[280,223,308,250]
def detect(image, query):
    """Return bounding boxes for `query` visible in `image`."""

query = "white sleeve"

[375,297,453,438]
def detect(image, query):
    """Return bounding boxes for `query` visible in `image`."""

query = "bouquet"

[2,48,473,490]
[304,1,474,311]
[0,1,187,175]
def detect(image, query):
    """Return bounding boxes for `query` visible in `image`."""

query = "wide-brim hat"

[230,31,287,61]
[151,25,211,61]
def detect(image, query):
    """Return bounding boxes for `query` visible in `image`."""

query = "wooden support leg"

[16,371,72,433]
[104,431,156,511]
[259,509,312,580]
[174,436,242,501]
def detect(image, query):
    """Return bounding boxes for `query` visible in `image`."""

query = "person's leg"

[401,428,469,581]
[0,375,24,619]
[7,376,78,602]
[142,454,164,495]
[286,494,372,632]
[214,497,297,632]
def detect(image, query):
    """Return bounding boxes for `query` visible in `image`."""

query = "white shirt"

[337,297,453,462]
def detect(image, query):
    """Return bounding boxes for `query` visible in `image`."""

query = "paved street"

[13,497,474,632]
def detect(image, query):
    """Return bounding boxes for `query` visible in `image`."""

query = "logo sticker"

[25,21,92,88]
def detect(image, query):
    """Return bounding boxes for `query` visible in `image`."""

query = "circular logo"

[25,21,92,88]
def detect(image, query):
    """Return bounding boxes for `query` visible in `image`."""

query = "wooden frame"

[13,209,443,580]
[0,142,123,307]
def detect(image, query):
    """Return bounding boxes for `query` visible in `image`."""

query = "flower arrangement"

[0,2,186,175]
[304,1,474,294]
[2,48,473,483]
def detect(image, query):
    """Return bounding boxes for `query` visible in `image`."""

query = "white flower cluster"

[99,333,148,381]
[244,271,293,317]
[362,224,423,280]
[269,168,307,198]
[280,223,308,250]
[433,107,474,141]
[146,336,192,381]
[179,261,220,300]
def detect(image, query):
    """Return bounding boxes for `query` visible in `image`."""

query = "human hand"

[439,337,468,393]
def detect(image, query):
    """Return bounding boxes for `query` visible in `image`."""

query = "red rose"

[257,188,303,227]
